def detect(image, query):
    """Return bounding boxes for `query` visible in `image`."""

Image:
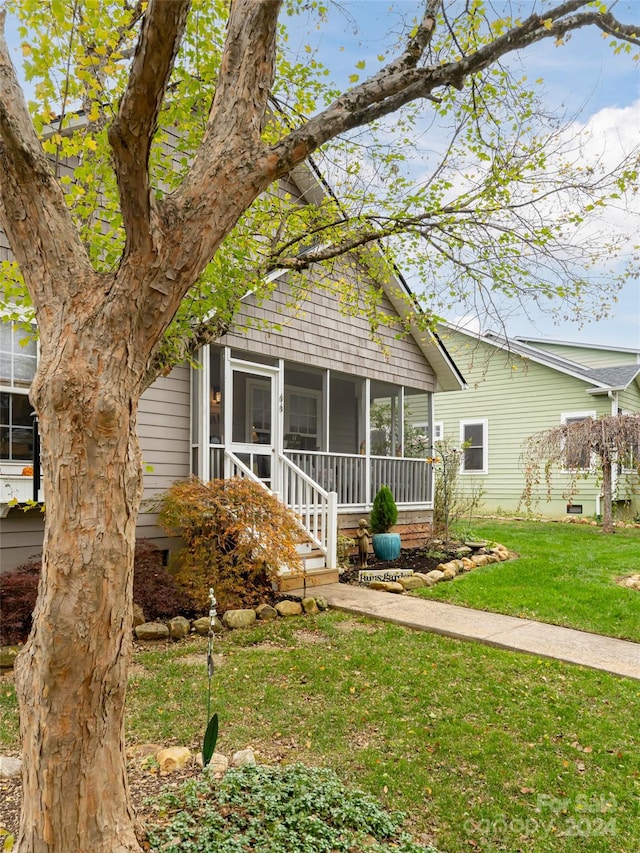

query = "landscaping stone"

[223,609,257,629]
[460,558,476,571]
[204,752,230,775]
[315,595,329,611]
[455,546,473,557]
[471,555,489,567]
[0,756,21,778]
[133,604,146,627]
[412,572,435,586]
[126,743,163,761]
[135,622,170,641]
[398,576,425,590]
[255,603,278,621]
[0,646,21,669]
[275,600,303,617]
[380,581,405,593]
[156,746,191,775]
[168,616,191,639]
[193,615,224,635]
[426,570,445,583]
[301,597,320,615]
[231,747,256,767]
[442,567,457,580]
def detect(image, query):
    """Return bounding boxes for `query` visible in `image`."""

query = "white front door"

[227,359,281,490]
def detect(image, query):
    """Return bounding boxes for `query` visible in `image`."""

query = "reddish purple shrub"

[0,540,197,645]
[132,540,198,621]
[0,556,41,646]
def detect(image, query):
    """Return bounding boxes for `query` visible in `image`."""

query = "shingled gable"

[236,161,465,393]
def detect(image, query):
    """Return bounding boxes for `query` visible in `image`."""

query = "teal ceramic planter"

[372,532,401,561]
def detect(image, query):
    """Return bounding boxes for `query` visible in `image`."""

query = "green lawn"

[416,519,640,641]
[2,612,639,852]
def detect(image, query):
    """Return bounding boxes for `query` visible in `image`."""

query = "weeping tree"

[1,1,640,851]
[521,414,640,533]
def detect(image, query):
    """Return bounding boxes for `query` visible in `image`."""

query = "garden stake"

[202,586,219,767]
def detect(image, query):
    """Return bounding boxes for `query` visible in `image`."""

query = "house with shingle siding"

[0,165,464,579]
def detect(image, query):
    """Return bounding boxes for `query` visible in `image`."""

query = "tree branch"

[108,0,191,258]
[0,9,91,310]
[267,1,638,172]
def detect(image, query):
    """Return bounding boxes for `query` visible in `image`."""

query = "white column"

[195,347,210,481]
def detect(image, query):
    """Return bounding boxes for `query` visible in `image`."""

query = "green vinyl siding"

[432,330,640,518]
[520,341,640,369]
[618,385,640,413]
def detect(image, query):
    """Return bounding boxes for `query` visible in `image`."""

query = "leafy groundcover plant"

[146,763,437,853]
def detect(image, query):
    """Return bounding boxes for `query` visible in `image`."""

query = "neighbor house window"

[0,322,37,461]
[619,411,640,473]
[406,421,442,459]
[561,412,594,470]
[460,419,487,473]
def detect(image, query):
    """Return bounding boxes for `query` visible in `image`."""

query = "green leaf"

[202,712,219,767]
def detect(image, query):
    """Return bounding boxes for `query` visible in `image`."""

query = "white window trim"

[284,385,323,450]
[460,418,488,475]
[1,320,38,467]
[560,411,596,472]
[412,421,442,441]
[618,409,639,474]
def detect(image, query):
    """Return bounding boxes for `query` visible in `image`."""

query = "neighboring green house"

[429,324,640,519]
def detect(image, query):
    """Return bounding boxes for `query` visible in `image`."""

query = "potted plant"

[369,485,401,560]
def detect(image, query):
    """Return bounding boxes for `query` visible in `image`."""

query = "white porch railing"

[211,447,338,570]
[371,455,431,504]
[284,451,431,506]
[280,453,338,569]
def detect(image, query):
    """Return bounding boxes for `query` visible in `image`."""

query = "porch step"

[279,567,340,592]
[295,541,326,571]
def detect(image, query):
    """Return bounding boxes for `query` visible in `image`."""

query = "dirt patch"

[333,619,380,635]
[293,629,331,645]
[617,573,640,591]
[179,653,225,668]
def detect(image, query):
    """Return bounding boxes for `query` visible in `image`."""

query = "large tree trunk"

[13,320,145,853]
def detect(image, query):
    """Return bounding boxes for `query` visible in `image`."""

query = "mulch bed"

[339,546,457,585]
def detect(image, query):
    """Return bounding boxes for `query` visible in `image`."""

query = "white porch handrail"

[221,448,338,570]
[222,448,265,484]
[279,453,338,569]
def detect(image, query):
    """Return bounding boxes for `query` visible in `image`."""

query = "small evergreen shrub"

[147,763,438,853]
[0,541,196,645]
[157,477,302,612]
[369,485,398,534]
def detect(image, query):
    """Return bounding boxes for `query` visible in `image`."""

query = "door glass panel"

[232,371,272,445]
[250,382,272,445]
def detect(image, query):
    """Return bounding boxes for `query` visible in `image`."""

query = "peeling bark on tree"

[14,315,146,852]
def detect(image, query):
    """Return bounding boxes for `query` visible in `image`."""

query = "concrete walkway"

[290,583,640,681]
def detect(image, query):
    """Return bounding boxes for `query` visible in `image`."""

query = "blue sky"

[285,1,640,350]
[5,2,640,349]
